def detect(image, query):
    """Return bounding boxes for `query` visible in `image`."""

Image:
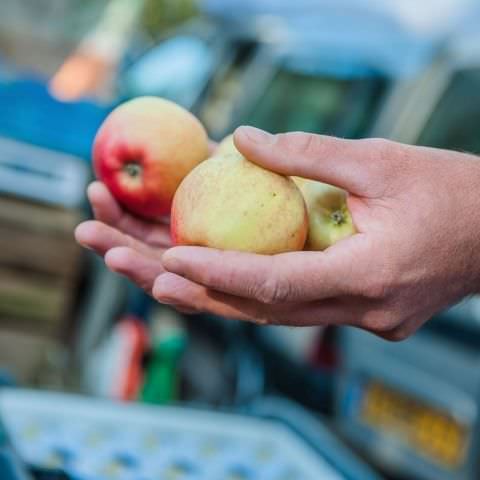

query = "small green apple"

[293,177,356,251]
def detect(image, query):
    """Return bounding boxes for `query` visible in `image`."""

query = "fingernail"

[73,224,93,249]
[153,288,176,304]
[87,181,103,200]
[156,296,176,305]
[238,126,274,144]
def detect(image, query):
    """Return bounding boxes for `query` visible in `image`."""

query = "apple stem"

[331,210,345,225]
[123,162,142,178]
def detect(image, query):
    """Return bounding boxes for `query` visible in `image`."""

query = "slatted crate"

[0,135,90,385]
[0,196,84,338]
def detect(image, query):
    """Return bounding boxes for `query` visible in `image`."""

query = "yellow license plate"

[360,382,469,468]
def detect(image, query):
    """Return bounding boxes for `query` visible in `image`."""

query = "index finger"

[88,181,171,247]
[162,234,370,304]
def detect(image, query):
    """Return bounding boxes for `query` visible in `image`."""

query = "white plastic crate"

[0,389,344,480]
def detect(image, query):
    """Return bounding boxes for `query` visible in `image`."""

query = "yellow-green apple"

[216,134,239,156]
[171,152,308,254]
[93,96,209,218]
[293,177,355,250]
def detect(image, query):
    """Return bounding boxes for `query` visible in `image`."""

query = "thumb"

[233,126,395,197]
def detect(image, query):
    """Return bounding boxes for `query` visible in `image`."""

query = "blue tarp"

[0,78,110,160]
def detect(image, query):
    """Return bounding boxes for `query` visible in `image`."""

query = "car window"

[418,68,480,154]
[244,68,387,139]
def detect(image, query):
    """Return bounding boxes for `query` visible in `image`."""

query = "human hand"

[152,127,480,340]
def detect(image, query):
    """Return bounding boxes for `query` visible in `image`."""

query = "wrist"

[470,158,480,294]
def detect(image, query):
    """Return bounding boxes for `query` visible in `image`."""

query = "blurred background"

[0,1,480,479]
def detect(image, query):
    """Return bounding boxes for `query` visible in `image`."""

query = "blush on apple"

[171,151,308,254]
[93,96,209,219]
[293,177,356,250]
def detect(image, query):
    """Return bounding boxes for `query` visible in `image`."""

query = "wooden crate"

[0,195,84,338]
[0,196,81,277]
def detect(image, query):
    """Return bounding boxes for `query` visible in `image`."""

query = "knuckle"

[253,284,277,305]
[364,137,396,157]
[295,133,320,157]
[253,277,293,305]
[277,132,322,158]
[203,267,229,290]
[364,137,397,161]
[360,309,401,333]
[362,270,396,300]
[361,138,411,192]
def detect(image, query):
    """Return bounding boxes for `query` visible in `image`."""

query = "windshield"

[244,68,387,139]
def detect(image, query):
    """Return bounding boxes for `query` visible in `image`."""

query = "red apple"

[93,96,209,218]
